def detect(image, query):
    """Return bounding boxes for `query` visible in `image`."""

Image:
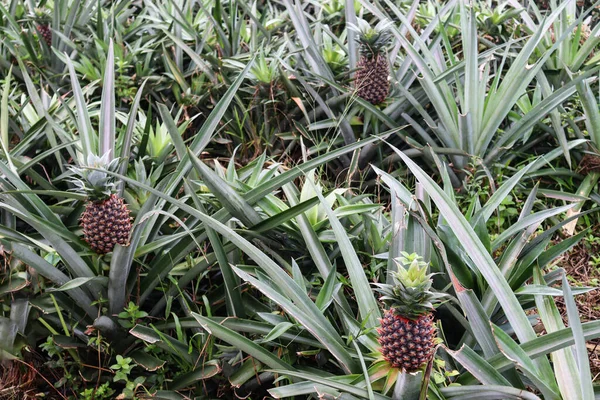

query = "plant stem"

[393,371,422,400]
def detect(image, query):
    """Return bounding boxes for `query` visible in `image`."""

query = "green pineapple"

[69,153,131,254]
[351,19,393,105]
[374,252,444,372]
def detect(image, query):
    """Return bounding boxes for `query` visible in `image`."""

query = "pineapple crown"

[349,18,393,59]
[374,252,445,320]
[33,8,51,22]
[68,152,121,201]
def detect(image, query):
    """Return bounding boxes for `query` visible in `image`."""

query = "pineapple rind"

[37,24,52,47]
[355,54,389,105]
[81,194,131,254]
[378,311,436,373]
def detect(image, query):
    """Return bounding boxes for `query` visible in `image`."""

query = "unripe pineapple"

[37,24,52,47]
[69,153,131,254]
[350,19,393,105]
[33,9,52,47]
[375,253,444,372]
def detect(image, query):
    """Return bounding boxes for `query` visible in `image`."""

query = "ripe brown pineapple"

[352,19,392,105]
[70,153,131,254]
[375,252,444,372]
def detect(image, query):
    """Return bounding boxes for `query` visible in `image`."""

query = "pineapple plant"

[351,19,392,105]
[69,153,131,254]
[375,252,444,372]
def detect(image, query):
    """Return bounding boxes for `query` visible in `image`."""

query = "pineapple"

[33,9,52,47]
[37,24,52,47]
[70,153,131,254]
[351,19,393,105]
[375,252,444,372]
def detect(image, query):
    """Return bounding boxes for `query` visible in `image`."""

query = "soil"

[0,351,66,400]
[577,154,600,175]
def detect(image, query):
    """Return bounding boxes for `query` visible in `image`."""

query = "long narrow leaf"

[99,40,115,159]
[562,273,594,400]
[192,313,294,371]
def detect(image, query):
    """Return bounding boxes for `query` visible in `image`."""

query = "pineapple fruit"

[375,252,443,372]
[70,153,131,254]
[34,9,52,47]
[352,19,392,105]
[37,24,52,47]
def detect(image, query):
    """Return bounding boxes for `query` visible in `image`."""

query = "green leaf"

[99,39,116,160]
[459,320,600,385]
[128,325,198,364]
[157,103,186,160]
[493,326,561,399]
[456,289,499,358]
[153,391,186,400]
[394,370,425,400]
[280,184,367,347]
[269,370,390,400]
[164,31,217,83]
[0,66,12,162]
[492,204,575,251]
[130,350,166,372]
[268,375,359,399]
[440,385,542,400]
[229,358,263,388]
[532,267,581,400]
[0,317,18,356]
[562,273,594,400]
[448,345,511,385]
[250,195,320,233]
[144,56,254,217]
[104,161,359,372]
[48,277,108,292]
[189,154,262,227]
[118,78,148,192]
[192,313,294,371]
[157,316,323,348]
[65,56,95,158]
[473,162,534,225]
[335,204,381,218]
[515,285,596,297]
[315,269,340,312]
[108,244,133,316]
[262,322,295,343]
[170,361,221,390]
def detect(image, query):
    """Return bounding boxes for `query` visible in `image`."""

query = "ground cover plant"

[1,0,600,399]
